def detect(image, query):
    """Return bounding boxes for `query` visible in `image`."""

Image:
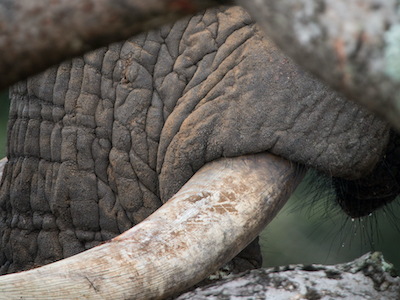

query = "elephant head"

[0,5,398,299]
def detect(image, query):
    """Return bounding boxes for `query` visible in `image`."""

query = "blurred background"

[0,90,9,157]
[0,89,398,271]
[260,172,400,270]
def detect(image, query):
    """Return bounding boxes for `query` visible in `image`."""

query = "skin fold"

[0,6,395,278]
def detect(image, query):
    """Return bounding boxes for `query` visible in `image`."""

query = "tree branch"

[237,0,400,131]
[0,0,231,90]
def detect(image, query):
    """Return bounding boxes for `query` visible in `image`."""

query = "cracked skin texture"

[0,6,390,274]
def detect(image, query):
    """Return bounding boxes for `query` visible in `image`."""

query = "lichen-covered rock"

[176,252,400,299]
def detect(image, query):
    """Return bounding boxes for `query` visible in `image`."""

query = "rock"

[176,252,400,299]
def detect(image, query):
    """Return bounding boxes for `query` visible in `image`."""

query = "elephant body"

[0,6,392,275]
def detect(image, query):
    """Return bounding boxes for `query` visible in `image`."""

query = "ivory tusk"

[0,152,305,299]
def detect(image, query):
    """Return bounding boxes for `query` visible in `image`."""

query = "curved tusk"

[0,157,7,180]
[0,152,305,299]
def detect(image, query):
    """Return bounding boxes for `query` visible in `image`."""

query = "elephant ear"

[156,16,389,202]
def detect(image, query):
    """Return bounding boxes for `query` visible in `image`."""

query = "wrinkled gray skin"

[0,6,390,275]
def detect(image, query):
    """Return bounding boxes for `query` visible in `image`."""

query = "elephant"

[0,5,399,299]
